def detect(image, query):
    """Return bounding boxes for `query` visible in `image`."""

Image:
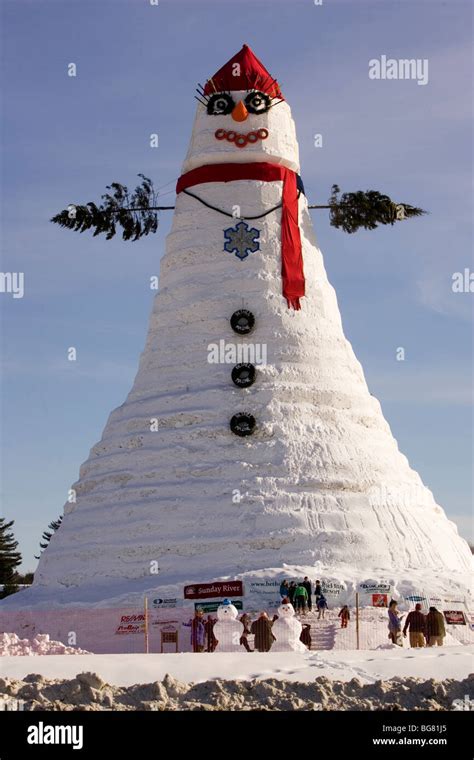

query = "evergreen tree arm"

[50,175,170,241]
[327,184,427,233]
[51,176,427,241]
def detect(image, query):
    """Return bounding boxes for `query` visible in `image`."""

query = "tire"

[231,363,256,388]
[230,309,255,335]
[230,413,256,437]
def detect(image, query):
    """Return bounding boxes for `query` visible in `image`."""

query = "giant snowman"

[12,45,472,608]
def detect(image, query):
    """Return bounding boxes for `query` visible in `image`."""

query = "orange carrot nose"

[232,100,249,122]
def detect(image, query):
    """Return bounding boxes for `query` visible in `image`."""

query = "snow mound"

[0,633,90,656]
[1,671,472,711]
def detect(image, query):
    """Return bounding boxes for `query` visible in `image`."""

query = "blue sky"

[1,0,472,571]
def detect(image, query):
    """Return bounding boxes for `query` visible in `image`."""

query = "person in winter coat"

[300,623,312,649]
[402,603,426,648]
[288,581,297,608]
[191,609,206,653]
[239,613,253,652]
[294,583,309,615]
[338,605,350,628]
[205,614,218,652]
[317,595,328,619]
[425,607,446,646]
[314,580,322,603]
[387,600,404,646]
[302,577,312,611]
[250,612,275,652]
[279,580,289,600]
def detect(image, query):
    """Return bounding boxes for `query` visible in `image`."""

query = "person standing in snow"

[288,581,297,608]
[279,579,289,600]
[387,600,404,646]
[191,609,206,653]
[302,577,312,611]
[205,614,218,652]
[338,605,350,628]
[250,612,275,652]
[239,613,253,652]
[402,604,426,648]
[294,582,308,615]
[314,580,322,603]
[317,595,328,620]
[300,623,312,649]
[425,607,446,647]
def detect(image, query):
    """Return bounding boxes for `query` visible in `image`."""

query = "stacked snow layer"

[0,633,90,656]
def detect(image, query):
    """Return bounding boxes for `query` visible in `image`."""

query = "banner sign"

[245,579,281,610]
[358,582,391,595]
[115,613,146,635]
[184,581,243,599]
[194,600,243,613]
[406,595,426,602]
[372,594,388,608]
[247,580,280,594]
[321,581,345,597]
[444,610,466,625]
[150,597,182,609]
[149,617,180,628]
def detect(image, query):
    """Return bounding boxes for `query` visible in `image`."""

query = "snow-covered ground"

[1,646,472,686]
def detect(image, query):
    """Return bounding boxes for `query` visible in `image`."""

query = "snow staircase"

[298,611,337,650]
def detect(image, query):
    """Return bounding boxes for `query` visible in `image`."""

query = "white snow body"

[21,87,471,606]
[271,602,306,653]
[213,604,244,652]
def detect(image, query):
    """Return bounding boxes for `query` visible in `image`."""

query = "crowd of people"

[187,586,448,653]
[279,577,332,619]
[188,607,311,653]
[188,578,354,653]
[387,599,446,648]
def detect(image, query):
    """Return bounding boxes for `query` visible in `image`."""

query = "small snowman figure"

[213,599,244,652]
[271,598,306,652]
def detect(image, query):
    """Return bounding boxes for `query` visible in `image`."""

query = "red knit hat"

[203,44,284,99]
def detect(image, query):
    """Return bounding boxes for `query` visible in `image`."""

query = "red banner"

[372,594,388,607]
[444,610,466,625]
[183,581,243,600]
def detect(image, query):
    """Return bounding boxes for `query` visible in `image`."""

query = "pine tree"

[0,518,22,599]
[15,571,34,585]
[35,516,63,560]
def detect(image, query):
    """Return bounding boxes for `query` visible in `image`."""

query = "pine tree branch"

[51,177,427,241]
[327,184,427,233]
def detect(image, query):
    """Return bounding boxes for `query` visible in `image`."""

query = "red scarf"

[176,162,305,310]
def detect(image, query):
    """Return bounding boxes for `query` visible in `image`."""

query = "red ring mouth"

[214,128,269,148]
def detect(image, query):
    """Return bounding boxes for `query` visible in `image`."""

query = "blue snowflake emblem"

[223,221,260,261]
